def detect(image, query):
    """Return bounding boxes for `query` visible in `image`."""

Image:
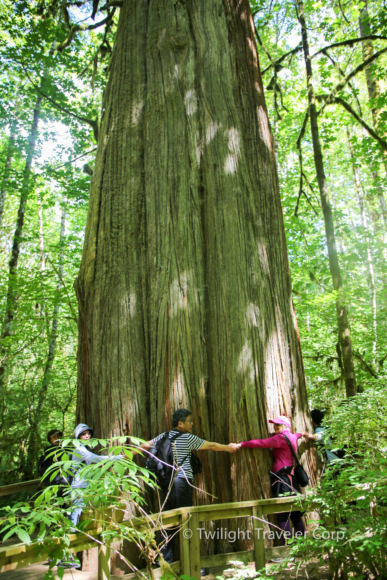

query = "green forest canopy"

[0,0,386,482]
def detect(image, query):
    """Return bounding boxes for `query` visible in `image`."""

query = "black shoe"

[57,556,81,569]
[201,568,210,577]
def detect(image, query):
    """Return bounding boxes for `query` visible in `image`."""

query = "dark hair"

[311,409,325,426]
[47,429,63,443]
[172,408,192,428]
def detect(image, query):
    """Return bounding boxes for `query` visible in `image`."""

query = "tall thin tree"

[0,44,55,408]
[296,0,357,397]
[25,194,67,478]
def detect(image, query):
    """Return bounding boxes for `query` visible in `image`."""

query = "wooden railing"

[0,496,298,580]
[0,479,41,498]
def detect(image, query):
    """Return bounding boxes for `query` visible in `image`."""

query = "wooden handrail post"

[180,512,191,576]
[98,539,111,580]
[252,506,265,573]
[189,512,201,580]
[98,508,111,580]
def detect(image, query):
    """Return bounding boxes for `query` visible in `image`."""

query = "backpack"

[283,434,309,487]
[38,446,73,487]
[145,431,186,488]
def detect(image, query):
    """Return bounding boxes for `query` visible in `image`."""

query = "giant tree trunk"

[76,0,316,549]
[296,0,356,397]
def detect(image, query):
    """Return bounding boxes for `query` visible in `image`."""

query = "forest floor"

[1,560,332,580]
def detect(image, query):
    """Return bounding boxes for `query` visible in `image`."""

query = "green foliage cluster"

[0,0,114,483]
[250,0,387,405]
[0,436,159,578]
[257,388,387,579]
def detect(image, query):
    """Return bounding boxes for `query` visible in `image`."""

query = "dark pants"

[276,511,305,545]
[159,477,193,563]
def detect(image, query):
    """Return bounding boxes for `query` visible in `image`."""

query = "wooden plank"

[122,513,181,532]
[265,546,291,560]
[252,505,265,572]
[122,496,299,525]
[0,479,41,498]
[98,540,111,580]
[0,536,100,573]
[0,497,300,575]
[198,507,253,522]
[201,550,254,567]
[189,512,201,580]
[262,501,297,516]
[179,512,191,577]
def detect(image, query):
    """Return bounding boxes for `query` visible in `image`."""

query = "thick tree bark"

[76,0,316,550]
[25,197,67,478]
[0,116,18,229]
[296,0,357,397]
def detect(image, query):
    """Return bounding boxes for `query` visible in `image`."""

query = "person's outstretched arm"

[240,433,284,449]
[200,441,239,453]
[74,446,123,463]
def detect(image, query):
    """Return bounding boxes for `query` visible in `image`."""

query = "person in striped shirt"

[140,408,239,569]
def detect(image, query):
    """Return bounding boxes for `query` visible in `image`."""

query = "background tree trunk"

[0,94,43,402]
[0,43,55,406]
[76,0,316,552]
[296,0,356,397]
[24,195,67,479]
[359,2,387,229]
[0,116,18,229]
[346,127,377,363]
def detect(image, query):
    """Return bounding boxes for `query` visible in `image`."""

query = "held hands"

[301,431,314,440]
[228,442,241,453]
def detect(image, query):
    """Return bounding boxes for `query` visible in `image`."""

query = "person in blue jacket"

[69,423,123,526]
[58,423,123,569]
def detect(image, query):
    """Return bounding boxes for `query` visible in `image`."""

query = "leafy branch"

[317,95,387,151]
[260,34,387,75]
[57,9,117,52]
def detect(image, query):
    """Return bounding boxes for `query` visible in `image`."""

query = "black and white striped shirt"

[152,430,205,479]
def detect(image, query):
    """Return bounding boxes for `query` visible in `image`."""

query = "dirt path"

[0,559,332,580]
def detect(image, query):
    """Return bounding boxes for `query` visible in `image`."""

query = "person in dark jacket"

[38,429,71,495]
[305,410,345,466]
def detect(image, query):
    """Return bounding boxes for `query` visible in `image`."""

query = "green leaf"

[16,529,31,545]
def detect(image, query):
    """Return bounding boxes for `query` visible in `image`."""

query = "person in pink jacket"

[239,416,309,545]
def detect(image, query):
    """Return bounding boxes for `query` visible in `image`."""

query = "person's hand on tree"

[228,443,241,453]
